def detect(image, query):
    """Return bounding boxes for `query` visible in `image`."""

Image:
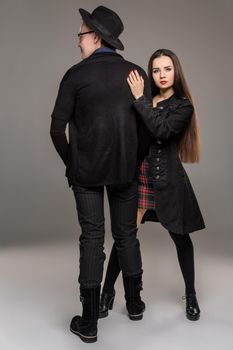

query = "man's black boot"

[70,286,100,343]
[123,273,145,320]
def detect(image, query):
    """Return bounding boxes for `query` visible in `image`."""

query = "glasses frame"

[77,30,95,38]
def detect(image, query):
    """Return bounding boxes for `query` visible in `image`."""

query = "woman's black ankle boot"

[183,293,200,321]
[99,289,116,318]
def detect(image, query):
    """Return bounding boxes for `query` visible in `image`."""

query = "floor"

[1,229,232,350]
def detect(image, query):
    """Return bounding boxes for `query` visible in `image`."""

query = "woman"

[100,49,205,321]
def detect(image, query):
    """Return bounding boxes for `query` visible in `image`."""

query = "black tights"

[102,231,196,295]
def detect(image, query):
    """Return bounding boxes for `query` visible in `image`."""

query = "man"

[50,6,151,343]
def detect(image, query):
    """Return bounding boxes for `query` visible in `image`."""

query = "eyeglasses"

[77,30,94,38]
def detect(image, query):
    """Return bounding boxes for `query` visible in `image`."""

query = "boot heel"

[109,296,115,310]
[99,290,116,318]
[70,325,97,343]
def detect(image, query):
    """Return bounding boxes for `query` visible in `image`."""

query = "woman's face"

[152,55,175,90]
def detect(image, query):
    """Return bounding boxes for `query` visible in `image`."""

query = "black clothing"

[79,6,124,50]
[50,51,150,304]
[122,273,145,320]
[169,231,195,295]
[102,232,195,295]
[133,94,205,234]
[50,51,151,187]
[72,180,142,288]
[70,286,100,343]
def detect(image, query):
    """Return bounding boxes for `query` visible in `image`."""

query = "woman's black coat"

[133,94,205,234]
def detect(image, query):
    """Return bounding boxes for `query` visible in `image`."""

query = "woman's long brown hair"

[148,49,200,163]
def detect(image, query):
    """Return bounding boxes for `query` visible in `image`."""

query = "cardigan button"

[156,158,160,162]
[156,166,160,171]
[156,175,160,179]
[157,140,162,144]
[158,149,161,154]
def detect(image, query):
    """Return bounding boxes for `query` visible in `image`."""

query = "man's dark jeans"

[72,180,142,288]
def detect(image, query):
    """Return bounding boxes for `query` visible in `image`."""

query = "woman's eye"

[153,70,159,74]
[166,68,172,71]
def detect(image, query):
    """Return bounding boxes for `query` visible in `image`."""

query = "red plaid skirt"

[138,157,156,209]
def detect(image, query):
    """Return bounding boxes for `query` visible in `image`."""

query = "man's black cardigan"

[50,51,151,187]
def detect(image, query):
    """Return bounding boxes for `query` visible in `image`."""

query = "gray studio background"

[1,0,232,252]
[1,1,233,349]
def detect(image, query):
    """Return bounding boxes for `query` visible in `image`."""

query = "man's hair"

[101,39,116,50]
[83,21,115,50]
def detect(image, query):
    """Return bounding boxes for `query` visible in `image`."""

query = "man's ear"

[93,33,101,45]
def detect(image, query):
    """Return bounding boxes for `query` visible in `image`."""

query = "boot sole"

[128,304,145,321]
[186,313,200,321]
[70,326,97,343]
[129,313,143,321]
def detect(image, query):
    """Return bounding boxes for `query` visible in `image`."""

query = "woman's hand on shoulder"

[127,70,144,100]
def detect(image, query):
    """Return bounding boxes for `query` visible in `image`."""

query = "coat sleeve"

[136,72,153,165]
[50,69,75,165]
[133,95,194,140]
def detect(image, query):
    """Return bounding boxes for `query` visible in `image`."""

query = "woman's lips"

[160,81,167,85]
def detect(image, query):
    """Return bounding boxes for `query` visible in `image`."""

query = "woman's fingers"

[134,70,141,81]
[128,70,142,84]
[127,76,133,87]
[133,70,144,84]
[131,70,137,80]
[127,70,144,99]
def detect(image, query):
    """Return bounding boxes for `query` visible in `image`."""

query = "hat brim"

[79,8,124,50]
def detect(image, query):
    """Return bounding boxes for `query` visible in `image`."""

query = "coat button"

[156,175,160,179]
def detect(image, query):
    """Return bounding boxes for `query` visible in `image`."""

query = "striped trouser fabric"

[72,180,142,288]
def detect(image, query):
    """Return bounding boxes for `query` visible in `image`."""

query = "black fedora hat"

[79,6,124,50]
